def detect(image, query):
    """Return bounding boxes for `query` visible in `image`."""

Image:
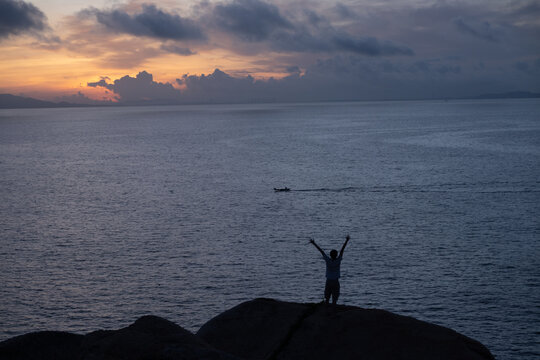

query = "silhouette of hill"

[472,91,540,99]
[1,90,539,109]
[0,94,77,109]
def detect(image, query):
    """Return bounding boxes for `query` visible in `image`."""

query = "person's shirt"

[322,254,342,280]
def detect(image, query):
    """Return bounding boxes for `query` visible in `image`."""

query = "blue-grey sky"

[1,0,539,103]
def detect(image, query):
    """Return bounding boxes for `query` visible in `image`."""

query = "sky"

[0,0,539,104]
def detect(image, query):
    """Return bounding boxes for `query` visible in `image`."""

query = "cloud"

[55,91,112,105]
[213,0,292,41]
[160,43,195,56]
[20,1,540,101]
[172,62,468,103]
[507,1,540,22]
[334,3,357,20]
[267,30,414,57]
[453,17,499,42]
[60,3,202,67]
[514,61,529,72]
[87,59,487,106]
[209,1,413,57]
[332,34,414,56]
[64,0,415,71]
[286,65,301,74]
[87,68,309,104]
[83,3,205,41]
[60,11,164,69]
[87,79,111,90]
[0,0,48,38]
[513,60,540,75]
[99,46,161,68]
[175,68,314,103]
[177,68,260,102]
[88,71,181,103]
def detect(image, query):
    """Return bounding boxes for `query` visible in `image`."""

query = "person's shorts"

[324,279,340,299]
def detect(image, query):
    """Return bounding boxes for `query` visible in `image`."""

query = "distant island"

[0,298,494,360]
[0,94,79,109]
[1,91,539,109]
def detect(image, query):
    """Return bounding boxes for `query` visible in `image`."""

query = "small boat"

[274,187,291,192]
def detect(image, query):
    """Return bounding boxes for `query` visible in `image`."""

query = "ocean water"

[0,99,539,359]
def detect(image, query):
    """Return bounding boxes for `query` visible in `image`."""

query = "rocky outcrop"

[80,315,238,360]
[198,299,309,359]
[0,316,238,360]
[0,298,494,360]
[0,331,83,360]
[198,298,495,360]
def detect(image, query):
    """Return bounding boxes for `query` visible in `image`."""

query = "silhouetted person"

[310,235,350,305]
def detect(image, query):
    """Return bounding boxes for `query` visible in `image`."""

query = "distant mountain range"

[1,91,539,109]
[0,94,82,109]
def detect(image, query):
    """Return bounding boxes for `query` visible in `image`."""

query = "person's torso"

[324,257,342,280]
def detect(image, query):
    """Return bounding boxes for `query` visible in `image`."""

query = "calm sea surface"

[0,100,539,359]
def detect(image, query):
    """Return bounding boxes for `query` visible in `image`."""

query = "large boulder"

[197,298,494,360]
[197,298,308,359]
[0,316,238,360]
[0,331,83,360]
[0,299,495,360]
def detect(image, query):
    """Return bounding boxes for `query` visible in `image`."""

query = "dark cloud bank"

[86,58,540,105]
[82,4,205,41]
[213,0,293,41]
[79,0,414,58]
[79,0,539,103]
[0,0,48,38]
[207,0,414,56]
[88,71,180,103]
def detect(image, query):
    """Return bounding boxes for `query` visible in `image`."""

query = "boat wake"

[281,181,540,194]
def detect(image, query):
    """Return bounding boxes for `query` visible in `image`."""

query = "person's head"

[330,249,338,259]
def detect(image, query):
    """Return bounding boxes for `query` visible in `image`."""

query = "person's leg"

[324,280,331,304]
[332,280,340,305]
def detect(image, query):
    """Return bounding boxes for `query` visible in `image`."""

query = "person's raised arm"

[339,235,350,257]
[309,238,326,257]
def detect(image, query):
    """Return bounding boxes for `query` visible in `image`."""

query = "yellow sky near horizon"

[0,35,290,100]
[1,39,299,102]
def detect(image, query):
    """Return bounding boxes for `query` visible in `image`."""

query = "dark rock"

[0,331,83,360]
[197,298,309,359]
[0,316,238,360]
[80,315,238,360]
[0,299,495,360]
[197,298,495,360]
